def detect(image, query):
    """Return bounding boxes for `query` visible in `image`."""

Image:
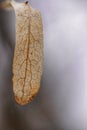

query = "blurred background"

[0,0,87,130]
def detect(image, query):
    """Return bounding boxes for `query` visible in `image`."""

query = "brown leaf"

[11,1,43,105]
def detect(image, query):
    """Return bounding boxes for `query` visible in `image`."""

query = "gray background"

[0,0,87,130]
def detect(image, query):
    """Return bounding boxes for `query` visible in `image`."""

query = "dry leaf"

[11,1,43,105]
